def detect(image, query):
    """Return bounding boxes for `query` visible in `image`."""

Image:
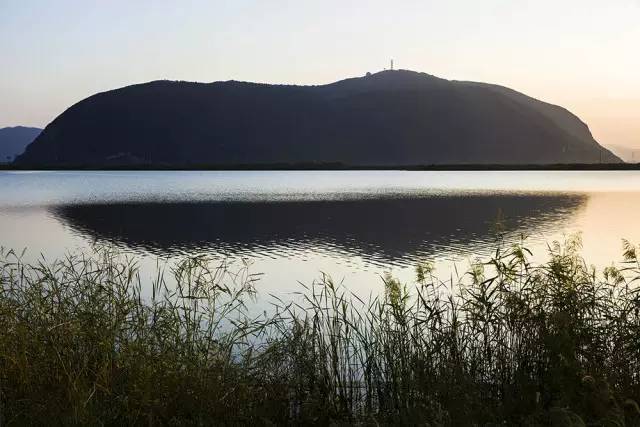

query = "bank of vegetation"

[1,236,639,425]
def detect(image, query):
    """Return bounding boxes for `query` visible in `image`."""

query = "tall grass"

[1,237,639,425]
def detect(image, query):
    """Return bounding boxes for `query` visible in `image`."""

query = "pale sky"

[1,0,639,148]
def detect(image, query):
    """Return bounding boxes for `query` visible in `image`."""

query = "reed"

[1,236,639,425]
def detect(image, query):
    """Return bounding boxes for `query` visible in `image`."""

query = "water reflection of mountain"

[51,194,587,266]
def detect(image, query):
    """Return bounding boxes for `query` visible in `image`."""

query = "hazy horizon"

[1,0,638,148]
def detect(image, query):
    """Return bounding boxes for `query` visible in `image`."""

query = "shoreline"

[1,162,638,171]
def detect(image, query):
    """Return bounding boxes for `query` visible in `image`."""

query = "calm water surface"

[1,171,640,299]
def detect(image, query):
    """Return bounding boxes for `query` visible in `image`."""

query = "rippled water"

[1,170,640,298]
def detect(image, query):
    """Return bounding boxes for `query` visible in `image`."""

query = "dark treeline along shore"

[15,69,620,168]
[3,162,640,171]
[1,236,639,425]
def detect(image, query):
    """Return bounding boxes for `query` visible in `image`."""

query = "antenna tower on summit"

[390,59,394,70]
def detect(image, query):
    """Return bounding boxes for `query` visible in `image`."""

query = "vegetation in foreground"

[1,236,640,426]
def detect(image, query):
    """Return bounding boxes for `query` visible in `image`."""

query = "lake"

[1,170,640,300]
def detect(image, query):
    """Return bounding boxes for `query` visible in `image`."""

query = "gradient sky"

[1,0,639,148]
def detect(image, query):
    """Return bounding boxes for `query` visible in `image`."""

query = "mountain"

[0,126,41,163]
[15,70,621,166]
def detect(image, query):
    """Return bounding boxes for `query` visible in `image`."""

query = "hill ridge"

[16,70,621,166]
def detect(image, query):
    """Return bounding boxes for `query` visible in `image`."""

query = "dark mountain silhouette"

[16,70,620,166]
[0,126,41,163]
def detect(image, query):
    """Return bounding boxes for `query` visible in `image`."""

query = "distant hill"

[0,126,41,163]
[604,144,639,163]
[15,70,620,166]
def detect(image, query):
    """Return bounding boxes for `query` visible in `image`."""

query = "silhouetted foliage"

[1,236,639,425]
